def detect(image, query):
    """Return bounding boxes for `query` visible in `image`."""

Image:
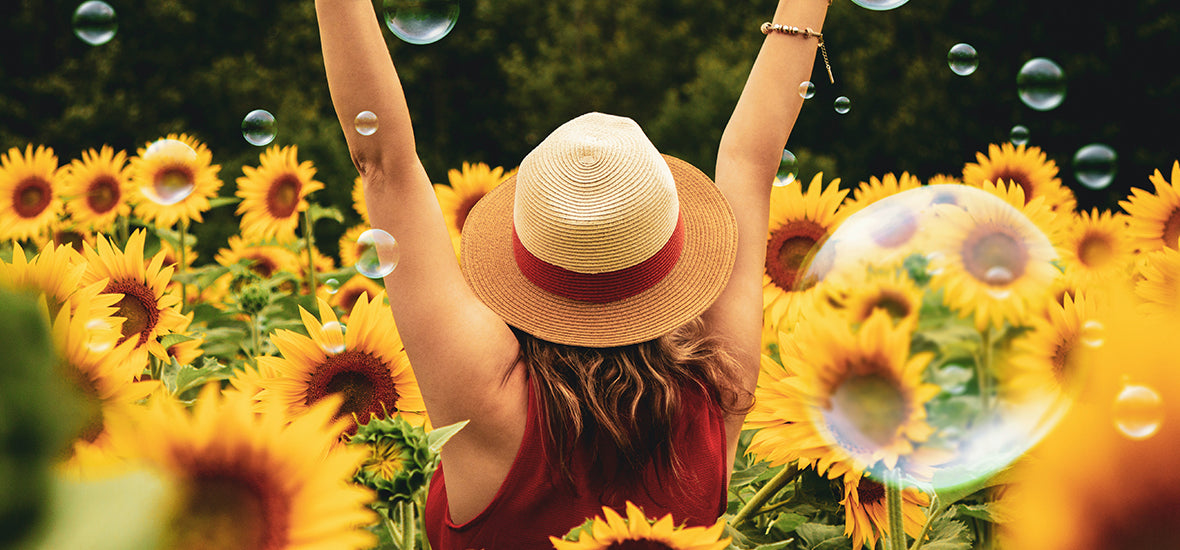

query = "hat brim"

[460,155,738,347]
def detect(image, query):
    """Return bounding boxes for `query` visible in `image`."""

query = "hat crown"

[513,113,680,274]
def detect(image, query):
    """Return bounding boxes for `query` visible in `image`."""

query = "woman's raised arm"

[705,0,830,459]
[315,1,523,435]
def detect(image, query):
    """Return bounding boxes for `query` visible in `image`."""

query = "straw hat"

[460,113,738,347]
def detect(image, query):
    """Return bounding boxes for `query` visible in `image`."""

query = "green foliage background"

[2,0,1178,259]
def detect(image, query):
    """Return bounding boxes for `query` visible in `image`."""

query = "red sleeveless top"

[424,381,729,550]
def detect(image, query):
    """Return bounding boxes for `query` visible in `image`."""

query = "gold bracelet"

[761,22,835,84]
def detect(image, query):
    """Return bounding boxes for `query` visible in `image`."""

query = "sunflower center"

[826,371,909,453]
[962,229,1028,286]
[606,541,676,550]
[65,370,106,445]
[1162,208,1180,250]
[53,229,86,252]
[338,287,365,313]
[873,205,919,249]
[14,176,53,218]
[766,220,828,291]
[104,279,160,347]
[266,175,302,218]
[307,350,398,429]
[86,176,121,213]
[863,291,912,322]
[1093,490,1180,550]
[856,477,886,506]
[165,473,287,550]
[1077,231,1114,268]
[361,439,409,481]
[247,254,279,278]
[994,173,1033,203]
[454,193,485,232]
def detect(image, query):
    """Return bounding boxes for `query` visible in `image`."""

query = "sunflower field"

[4,1,1180,550]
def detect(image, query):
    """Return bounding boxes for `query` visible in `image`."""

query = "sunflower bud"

[236,282,271,315]
[348,414,435,508]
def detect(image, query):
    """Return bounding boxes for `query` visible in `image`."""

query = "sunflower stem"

[302,210,316,295]
[402,499,417,550]
[977,327,993,411]
[885,471,907,550]
[732,461,799,527]
[118,215,129,245]
[249,312,262,361]
[178,219,188,308]
[383,513,402,547]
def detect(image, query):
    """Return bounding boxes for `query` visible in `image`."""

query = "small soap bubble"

[321,321,347,354]
[355,229,400,279]
[1009,125,1030,146]
[798,81,816,100]
[775,149,798,187]
[241,110,277,146]
[354,111,379,136]
[1079,319,1105,348]
[84,318,115,353]
[834,96,851,115]
[324,278,341,295]
[1072,144,1118,190]
[849,0,910,10]
[1112,384,1163,440]
[1017,58,1066,111]
[73,1,117,46]
[383,0,460,45]
[947,43,978,76]
[140,139,198,205]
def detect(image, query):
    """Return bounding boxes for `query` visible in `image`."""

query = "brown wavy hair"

[510,317,751,488]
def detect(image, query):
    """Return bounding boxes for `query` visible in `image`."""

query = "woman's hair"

[510,317,751,488]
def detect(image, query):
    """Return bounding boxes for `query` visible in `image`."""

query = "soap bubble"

[355,229,400,279]
[320,321,347,354]
[73,1,117,46]
[383,0,460,45]
[793,184,1066,492]
[834,96,851,114]
[1072,144,1118,190]
[323,278,341,295]
[850,0,910,11]
[241,110,277,146]
[775,149,798,187]
[1112,383,1163,440]
[947,43,978,76]
[798,81,815,100]
[1009,125,1030,146]
[354,111,379,136]
[139,139,198,206]
[1017,58,1066,111]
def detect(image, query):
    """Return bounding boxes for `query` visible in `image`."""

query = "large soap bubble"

[790,184,1076,492]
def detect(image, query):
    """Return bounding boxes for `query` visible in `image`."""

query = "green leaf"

[174,361,235,396]
[27,470,170,550]
[919,514,974,550]
[729,460,771,489]
[159,333,196,349]
[159,356,183,394]
[795,523,848,550]
[750,541,794,550]
[766,512,808,538]
[308,204,345,225]
[206,196,242,209]
[426,420,470,452]
[955,502,1012,524]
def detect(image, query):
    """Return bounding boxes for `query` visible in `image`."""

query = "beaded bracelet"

[761,22,835,84]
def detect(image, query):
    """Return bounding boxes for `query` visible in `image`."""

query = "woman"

[315,1,830,547]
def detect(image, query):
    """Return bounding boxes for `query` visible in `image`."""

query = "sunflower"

[432,161,514,238]
[92,385,377,550]
[129,133,223,228]
[37,223,96,253]
[832,268,924,330]
[53,305,156,460]
[1120,160,1180,252]
[337,224,368,268]
[841,172,923,215]
[0,241,116,322]
[253,291,425,433]
[926,174,961,186]
[1133,247,1180,322]
[165,311,205,366]
[927,187,1060,331]
[1002,289,1180,550]
[962,142,1076,213]
[59,146,132,232]
[1057,209,1134,288]
[746,311,940,474]
[1006,292,1102,402]
[214,235,302,279]
[550,501,729,550]
[81,230,188,369]
[322,274,384,318]
[351,175,368,225]
[841,473,930,550]
[235,145,323,243]
[763,173,848,328]
[0,144,63,241]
